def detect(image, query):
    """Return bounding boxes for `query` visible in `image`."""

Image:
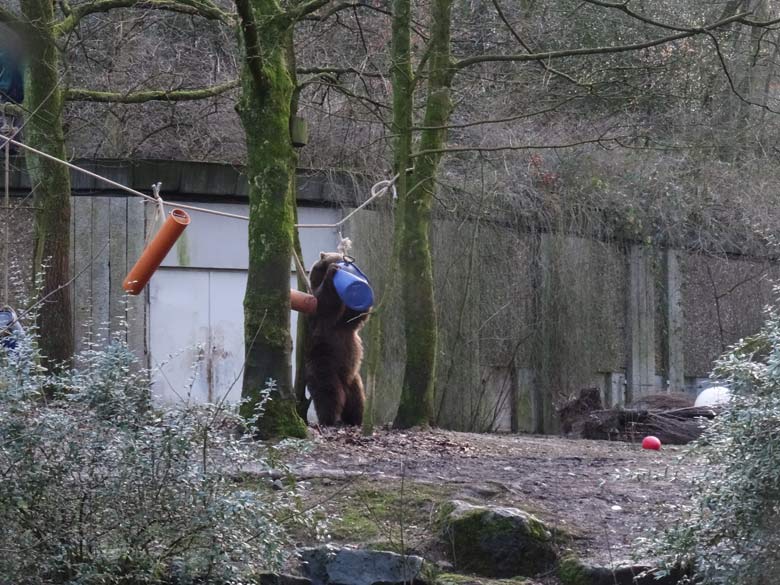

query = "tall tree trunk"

[21,0,73,368]
[387,0,416,427]
[393,0,453,428]
[236,3,306,438]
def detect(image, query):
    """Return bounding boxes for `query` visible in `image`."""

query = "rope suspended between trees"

[0,132,398,313]
[0,135,399,229]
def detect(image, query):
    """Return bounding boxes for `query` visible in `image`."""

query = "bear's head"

[309,252,344,290]
[308,252,371,326]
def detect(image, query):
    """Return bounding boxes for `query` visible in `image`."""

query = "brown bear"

[304,252,370,426]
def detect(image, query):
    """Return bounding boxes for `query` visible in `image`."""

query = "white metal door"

[149,269,211,404]
[150,268,248,405]
[208,270,247,404]
[150,268,300,405]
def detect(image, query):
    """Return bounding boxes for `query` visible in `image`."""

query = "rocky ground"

[255,427,701,585]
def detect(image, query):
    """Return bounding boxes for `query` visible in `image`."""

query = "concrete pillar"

[532,233,558,434]
[627,244,656,402]
[511,366,536,433]
[665,249,685,393]
[603,371,626,407]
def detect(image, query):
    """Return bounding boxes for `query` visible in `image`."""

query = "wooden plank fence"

[71,195,146,360]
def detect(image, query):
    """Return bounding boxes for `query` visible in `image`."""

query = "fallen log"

[559,388,720,445]
[574,406,719,445]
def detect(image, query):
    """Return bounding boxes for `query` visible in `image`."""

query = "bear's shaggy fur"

[304,252,370,426]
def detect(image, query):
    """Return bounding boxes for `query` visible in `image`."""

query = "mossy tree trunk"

[2,0,239,374]
[20,0,74,368]
[235,0,307,438]
[392,0,453,428]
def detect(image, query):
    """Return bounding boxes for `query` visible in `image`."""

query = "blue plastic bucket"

[0,308,23,350]
[333,261,374,311]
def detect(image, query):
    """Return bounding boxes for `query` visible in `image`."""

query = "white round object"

[694,385,731,407]
[307,401,319,425]
[305,386,319,424]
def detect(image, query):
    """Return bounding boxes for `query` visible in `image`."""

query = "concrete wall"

[348,207,779,432]
[4,158,777,432]
[681,253,779,377]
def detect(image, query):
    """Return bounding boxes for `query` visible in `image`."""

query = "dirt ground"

[284,427,700,576]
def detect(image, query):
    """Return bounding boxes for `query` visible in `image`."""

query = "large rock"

[436,573,539,585]
[438,500,557,578]
[558,557,685,585]
[259,574,313,585]
[300,545,425,585]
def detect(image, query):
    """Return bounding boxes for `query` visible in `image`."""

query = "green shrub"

[0,333,307,584]
[649,303,780,584]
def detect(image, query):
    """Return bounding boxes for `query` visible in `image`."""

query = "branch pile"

[559,388,719,445]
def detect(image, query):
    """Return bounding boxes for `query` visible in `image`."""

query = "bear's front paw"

[325,263,341,280]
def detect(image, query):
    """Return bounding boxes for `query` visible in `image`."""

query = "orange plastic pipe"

[123,209,191,295]
[291,289,317,313]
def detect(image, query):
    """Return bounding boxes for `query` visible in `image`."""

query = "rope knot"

[337,236,353,257]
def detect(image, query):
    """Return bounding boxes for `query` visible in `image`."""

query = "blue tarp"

[0,47,24,103]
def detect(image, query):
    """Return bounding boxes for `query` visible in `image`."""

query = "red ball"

[642,436,662,450]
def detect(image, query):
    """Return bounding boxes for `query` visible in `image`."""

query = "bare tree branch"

[234,0,265,89]
[490,0,583,87]
[739,15,780,28]
[454,12,750,71]
[410,135,633,157]
[297,66,385,78]
[578,0,702,33]
[55,0,232,36]
[705,31,780,114]
[411,36,433,86]
[411,97,580,131]
[304,77,391,113]
[64,80,239,103]
[300,1,391,22]
[288,0,332,21]
[298,1,430,47]
[583,0,780,31]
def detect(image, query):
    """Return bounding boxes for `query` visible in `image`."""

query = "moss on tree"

[235,0,306,438]
[393,0,453,429]
[21,0,74,368]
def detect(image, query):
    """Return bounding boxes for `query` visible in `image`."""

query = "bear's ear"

[320,251,327,259]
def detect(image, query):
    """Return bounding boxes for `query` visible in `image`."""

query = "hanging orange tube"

[123,209,191,295]
[125,207,316,312]
[291,289,317,313]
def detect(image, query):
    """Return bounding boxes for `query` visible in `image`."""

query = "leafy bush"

[650,304,780,584]
[0,333,307,584]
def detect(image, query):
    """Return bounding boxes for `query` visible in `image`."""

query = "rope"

[145,182,166,244]
[337,236,352,256]
[292,247,312,294]
[3,134,396,300]
[3,136,399,230]
[153,182,165,219]
[3,131,8,306]
[298,177,398,228]
[0,136,400,308]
